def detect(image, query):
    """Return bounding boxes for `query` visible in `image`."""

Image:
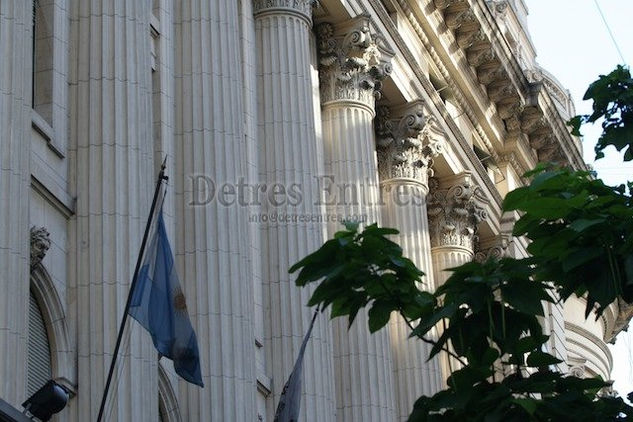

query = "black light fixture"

[21,381,69,422]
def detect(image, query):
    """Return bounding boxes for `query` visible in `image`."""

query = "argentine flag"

[129,205,204,387]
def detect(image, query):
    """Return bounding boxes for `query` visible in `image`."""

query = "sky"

[525,0,633,398]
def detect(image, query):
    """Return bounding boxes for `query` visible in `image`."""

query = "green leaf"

[526,351,562,367]
[368,301,393,333]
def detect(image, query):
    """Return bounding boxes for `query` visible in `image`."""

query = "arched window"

[27,289,53,397]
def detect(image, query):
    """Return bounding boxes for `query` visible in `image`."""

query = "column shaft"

[427,175,488,384]
[321,103,396,421]
[317,16,397,416]
[254,2,336,420]
[376,103,445,419]
[69,0,157,419]
[174,1,256,420]
[0,0,32,407]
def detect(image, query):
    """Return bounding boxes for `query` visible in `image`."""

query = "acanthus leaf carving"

[376,103,445,187]
[317,15,394,107]
[427,176,488,251]
[474,236,509,262]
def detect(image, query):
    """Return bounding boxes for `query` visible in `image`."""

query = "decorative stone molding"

[445,9,476,30]
[427,175,488,250]
[606,298,633,343]
[434,0,465,10]
[317,14,394,107]
[457,28,487,49]
[467,48,496,67]
[376,102,445,186]
[30,226,51,268]
[253,0,316,21]
[474,236,509,262]
[496,98,523,120]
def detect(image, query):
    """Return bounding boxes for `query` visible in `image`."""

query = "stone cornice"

[316,14,394,109]
[363,0,504,211]
[376,101,445,187]
[388,0,586,173]
[427,173,489,250]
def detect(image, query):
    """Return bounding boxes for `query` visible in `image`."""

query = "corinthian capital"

[427,174,488,251]
[317,14,394,108]
[253,0,317,21]
[376,102,445,187]
[31,226,51,268]
[474,236,509,262]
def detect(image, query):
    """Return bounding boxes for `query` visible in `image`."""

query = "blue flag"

[129,207,204,387]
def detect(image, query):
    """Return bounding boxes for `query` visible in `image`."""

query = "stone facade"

[0,0,623,420]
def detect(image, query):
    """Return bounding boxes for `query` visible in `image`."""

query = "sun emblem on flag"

[173,287,188,312]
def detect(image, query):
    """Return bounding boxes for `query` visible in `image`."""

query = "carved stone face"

[31,227,51,268]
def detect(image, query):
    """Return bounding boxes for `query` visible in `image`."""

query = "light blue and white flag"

[273,309,319,422]
[129,205,204,387]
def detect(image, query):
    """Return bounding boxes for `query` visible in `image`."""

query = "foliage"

[569,65,633,160]
[291,224,633,421]
[504,164,633,317]
[291,65,633,420]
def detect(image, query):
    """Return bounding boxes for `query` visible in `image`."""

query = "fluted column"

[69,1,156,420]
[376,103,444,420]
[253,1,336,420]
[173,1,256,420]
[317,16,397,421]
[0,0,32,407]
[427,174,488,381]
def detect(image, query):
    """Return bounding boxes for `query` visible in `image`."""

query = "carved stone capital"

[376,103,445,186]
[31,226,51,268]
[427,175,488,250]
[474,236,509,262]
[253,0,317,21]
[317,15,394,108]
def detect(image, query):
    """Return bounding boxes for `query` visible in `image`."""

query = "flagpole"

[96,158,169,422]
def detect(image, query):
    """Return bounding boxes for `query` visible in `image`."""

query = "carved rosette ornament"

[427,177,488,251]
[316,15,394,108]
[30,226,51,268]
[376,103,445,188]
[253,0,317,20]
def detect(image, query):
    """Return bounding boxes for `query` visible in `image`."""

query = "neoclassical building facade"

[0,0,630,420]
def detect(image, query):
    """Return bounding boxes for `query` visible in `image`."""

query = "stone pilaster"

[1,0,32,406]
[254,1,336,420]
[0,2,31,407]
[376,102,444,419]
[173,1,256,420]
[318,15,397,421]
[69,0,156,420]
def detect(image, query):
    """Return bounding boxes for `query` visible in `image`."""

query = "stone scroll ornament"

[376,104,445,186]
[427,178,488,251]
[316,15,394,105]
[31,226,51,268]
